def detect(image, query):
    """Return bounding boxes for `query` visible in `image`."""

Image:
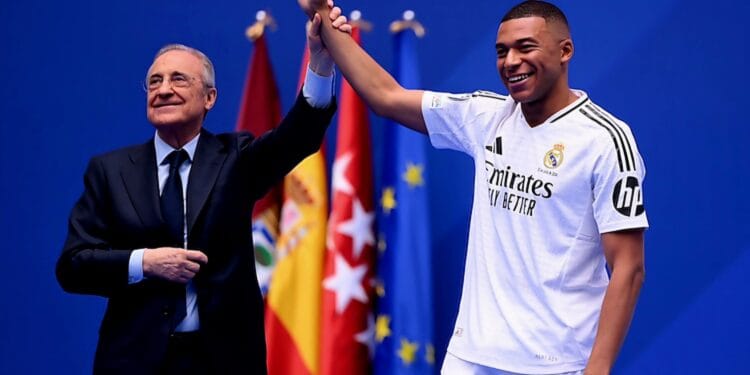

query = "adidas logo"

[485,136,502,155]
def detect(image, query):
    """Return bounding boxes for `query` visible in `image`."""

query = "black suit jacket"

[56,94,335,374]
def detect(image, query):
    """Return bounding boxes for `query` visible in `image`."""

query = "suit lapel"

[121,140,163,228]
[187,130,228,234]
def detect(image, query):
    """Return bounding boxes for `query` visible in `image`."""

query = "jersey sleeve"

[421,90,508,155]
[592,122,650,233]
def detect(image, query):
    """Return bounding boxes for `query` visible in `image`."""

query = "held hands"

[298,0,328,18]
[143,247,208,284]
[308,4,351,76]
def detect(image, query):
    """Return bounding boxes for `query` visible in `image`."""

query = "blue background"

[1,0,748,373]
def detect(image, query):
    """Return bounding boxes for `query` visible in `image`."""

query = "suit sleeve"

[243,89,336,200]
[56,157,132,297]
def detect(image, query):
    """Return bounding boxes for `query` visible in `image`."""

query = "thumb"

[310,12,322,37]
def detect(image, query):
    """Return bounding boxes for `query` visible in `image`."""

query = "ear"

[204,87,218,111]
[560,38,574,64]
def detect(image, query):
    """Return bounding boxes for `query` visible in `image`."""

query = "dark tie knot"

[164,149,189,172]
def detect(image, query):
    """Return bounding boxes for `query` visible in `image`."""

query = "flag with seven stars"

[320,27,377,375]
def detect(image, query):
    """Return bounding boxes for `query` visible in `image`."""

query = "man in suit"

[56,8,351,374]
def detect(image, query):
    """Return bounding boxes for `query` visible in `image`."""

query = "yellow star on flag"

[381,187,397,214]
[375,315,392,343]
[375,279,386,298]
[425,343,435,364]
[397,338,419,365]
[377,233,387,254]
[402,163,424,188]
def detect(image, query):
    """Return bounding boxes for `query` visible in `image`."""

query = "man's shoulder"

[90,140,152,164]
[566,98,635,139]
[204,130,256,151]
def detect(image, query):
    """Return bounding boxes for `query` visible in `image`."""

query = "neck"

[156,124,201,149]
[521,80,577,127]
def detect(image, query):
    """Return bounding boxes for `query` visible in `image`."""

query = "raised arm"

[301,0,427,133]
[307,4,351,77]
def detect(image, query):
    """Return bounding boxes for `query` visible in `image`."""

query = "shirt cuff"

[128,249,146,284]
[303,65,334,108]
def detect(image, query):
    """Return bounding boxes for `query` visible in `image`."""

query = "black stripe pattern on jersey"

[550,97,589,123]
[579,104,636,172]
[471,91,506,101]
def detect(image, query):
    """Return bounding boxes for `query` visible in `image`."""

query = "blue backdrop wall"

[1,0,748,373]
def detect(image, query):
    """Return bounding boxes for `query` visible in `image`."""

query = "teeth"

[508,74,529,83]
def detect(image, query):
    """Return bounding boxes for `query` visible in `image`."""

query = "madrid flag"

[320,27,376,375]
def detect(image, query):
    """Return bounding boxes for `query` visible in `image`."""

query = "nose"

[504,49,521,70]
[155,80,175,96]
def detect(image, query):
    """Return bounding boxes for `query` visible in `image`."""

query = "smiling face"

[145,50,217,134]
[495,16,572,105]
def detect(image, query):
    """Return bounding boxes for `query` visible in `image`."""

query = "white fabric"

[423,90,648,374]
[442,352,584,375]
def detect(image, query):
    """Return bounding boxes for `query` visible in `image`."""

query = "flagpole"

[246,10,277,41]
[389,10,425,37]
[349,10,373,33]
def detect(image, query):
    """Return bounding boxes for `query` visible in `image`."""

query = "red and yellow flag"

[235,34,283,295]
[265,46,329,375]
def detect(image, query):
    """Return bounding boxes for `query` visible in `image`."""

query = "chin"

[509,92,531,103]
[148,114,182,127]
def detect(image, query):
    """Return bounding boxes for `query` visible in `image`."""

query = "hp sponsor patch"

[612,176,644,217]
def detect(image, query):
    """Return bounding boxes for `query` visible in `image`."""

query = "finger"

[329,6,341,19]
[310,13,322,36]
[332,16,348,29]
[176,269,196,283]
[177,274,192,283]
[340,24,352,34]
[185,250,208,264]
[183,261,201,273]
[327,0,334,8]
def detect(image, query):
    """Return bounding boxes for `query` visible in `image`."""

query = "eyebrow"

[495,37,539,49]
[148,70,188,78]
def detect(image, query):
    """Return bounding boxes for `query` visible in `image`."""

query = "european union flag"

[374,26,435,375]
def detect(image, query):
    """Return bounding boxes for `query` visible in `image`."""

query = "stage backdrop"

[1,0,747,373]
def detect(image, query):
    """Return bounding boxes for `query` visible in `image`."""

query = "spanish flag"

[265,46,328,375]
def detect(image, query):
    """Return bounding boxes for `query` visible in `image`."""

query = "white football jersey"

[423,90,648,374]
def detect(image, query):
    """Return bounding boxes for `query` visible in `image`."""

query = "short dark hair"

[501,1,569,31]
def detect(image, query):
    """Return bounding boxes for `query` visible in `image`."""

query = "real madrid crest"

[543,143,565,169]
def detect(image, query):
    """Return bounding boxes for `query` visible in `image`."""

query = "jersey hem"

[598,220,649,234]
[447,347,586,375]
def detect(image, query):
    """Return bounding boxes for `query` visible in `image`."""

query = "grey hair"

[152,44,216,88]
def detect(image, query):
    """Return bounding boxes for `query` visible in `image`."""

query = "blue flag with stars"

[374,27,435,375]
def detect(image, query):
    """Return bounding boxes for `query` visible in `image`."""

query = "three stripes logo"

[485,136,503,155]
[579,104,636,173]
[579,103,644,217]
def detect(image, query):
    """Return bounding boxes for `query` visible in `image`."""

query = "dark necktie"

[161,149,189,329]
[161,149,189,247]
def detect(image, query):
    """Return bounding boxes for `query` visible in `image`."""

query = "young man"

[301,1,647,374]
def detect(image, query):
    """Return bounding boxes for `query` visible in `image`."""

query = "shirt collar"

[154,131,200,165]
